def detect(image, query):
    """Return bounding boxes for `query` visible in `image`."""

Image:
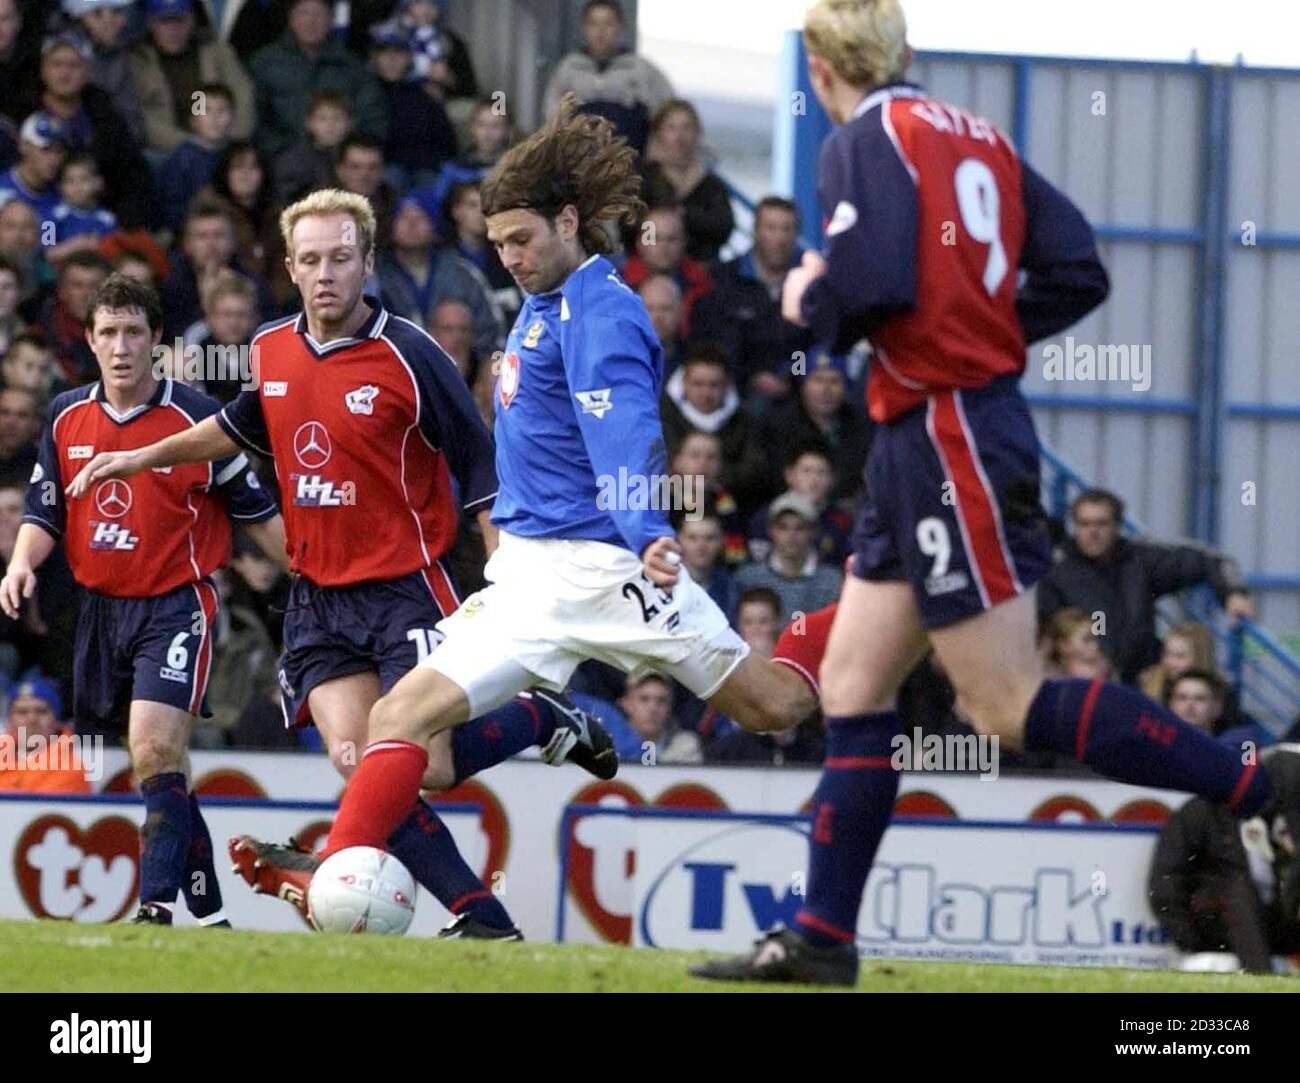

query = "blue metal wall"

[774,36,1299,635]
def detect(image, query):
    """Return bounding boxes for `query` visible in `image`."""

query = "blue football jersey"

[490,254,672,557]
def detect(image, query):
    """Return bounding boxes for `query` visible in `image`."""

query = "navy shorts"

[278,563,461,727]
[852,377,1052,628]
[73,580,220,732]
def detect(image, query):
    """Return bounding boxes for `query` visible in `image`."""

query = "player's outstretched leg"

[128,703,197,925]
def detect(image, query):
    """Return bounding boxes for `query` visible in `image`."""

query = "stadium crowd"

[0,0,1280,784]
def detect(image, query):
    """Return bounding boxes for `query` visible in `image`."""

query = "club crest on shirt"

[345,384,379,415]
[523,320,545,349]
[498,351,521,408]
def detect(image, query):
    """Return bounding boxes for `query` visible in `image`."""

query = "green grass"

[0,918,1295,992]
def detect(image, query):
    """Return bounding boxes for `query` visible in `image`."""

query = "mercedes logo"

[293,421,332,469]
[93,479,133,519]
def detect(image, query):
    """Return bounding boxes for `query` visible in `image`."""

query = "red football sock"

[773,602,838,698]
[322,741,428,857]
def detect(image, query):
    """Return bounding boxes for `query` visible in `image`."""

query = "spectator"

[272,90,351,207]
[1139,619,1217,701]
[621,203,712,337]
[0,250,23,352]
[368,19,456,194]
[376,196,500,356]
[97,228,170,287]
[746,444,851,566]
[617,672,702,764]
[332,133,396,251]
[428,296,477,384]
[39,248,108,383]
[1040,607,1112,680]
[677,506,737,623]
[1167,669,1273,756]
[127,0,253,156]
[62,0,146,147]
[443,180,521,329]
[706,590,825,766]
[388,0,479,104]
[641,99,733,262]
[250,0,387,159]
[2,333,60,400]
[411,97,512,231]
[0,385,40,486]
[764,348,871,502]
[660,341,770,509]
[1149,780,1300,974]
[542,0,673,155]
[38,29,152,228]
[157,81,235,233]
[734,491,843,624]
[159,198,275,341]
[47,152,116,268]
[672,429,746,565]
[190,268,257,404]
[469,343,496,430]
[1037,488,1255,683]
[693,195,809,401]
[638,272,683,377]
[0,112,68,223]
[201,139,291,307]
[0,199,46,311]
[0,676,91,794]
[0,0,43,125]
[0,478,23,677]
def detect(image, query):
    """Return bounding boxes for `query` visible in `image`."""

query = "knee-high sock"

[795,711,900,948]
[138,772,191,909]
[451,696,558,783]
[324,741,427,856]
[182,793,226,922]
[1023,678,1271,815]
[388,799,514,929]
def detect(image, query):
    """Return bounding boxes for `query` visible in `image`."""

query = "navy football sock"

[182,793,226,922]
[796,711,900,948]
[451,696,556,783]
[1024,678,1271,815]
[387,798,515,929]
[138,772,191,909]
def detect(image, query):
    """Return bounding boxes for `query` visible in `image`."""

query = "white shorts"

[423,532,750,716]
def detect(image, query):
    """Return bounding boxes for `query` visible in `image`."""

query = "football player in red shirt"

[68,190,618,938]
[694,0,1300,984]
[2,274,285,925]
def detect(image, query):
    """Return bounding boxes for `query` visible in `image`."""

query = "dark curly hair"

[479,95,644,255]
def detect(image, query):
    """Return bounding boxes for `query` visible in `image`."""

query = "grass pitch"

[2,919,1297,992]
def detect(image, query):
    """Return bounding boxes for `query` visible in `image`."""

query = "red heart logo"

[14,814,139,923]
[564,780,727,944]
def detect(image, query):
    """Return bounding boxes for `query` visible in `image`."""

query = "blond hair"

[279,188,377,259]
[803,0,908,89]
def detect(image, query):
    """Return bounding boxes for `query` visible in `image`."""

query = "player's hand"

[781,250,828,326]
[0,565,36,620]
[1224,591,1255,624]
[66,449,148,499]
[642,536,682,589]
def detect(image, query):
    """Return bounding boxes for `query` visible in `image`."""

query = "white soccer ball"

[307,846,417,935]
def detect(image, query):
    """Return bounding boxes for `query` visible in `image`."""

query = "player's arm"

[242,515,290,574]
[67,415,240,498]
[792,124,919,349]
[560,311,679,585]
[211,447,290,574]
[1016,162,1109,343]
[3,407,65,618]
[477,509,499,557]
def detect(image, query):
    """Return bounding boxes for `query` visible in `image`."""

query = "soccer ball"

[307,847,417,935]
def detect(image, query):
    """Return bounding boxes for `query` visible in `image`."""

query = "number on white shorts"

[954,157,1008,295]
[407,628,442,663]
[167,633,189,671]
[916,517,952,579]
